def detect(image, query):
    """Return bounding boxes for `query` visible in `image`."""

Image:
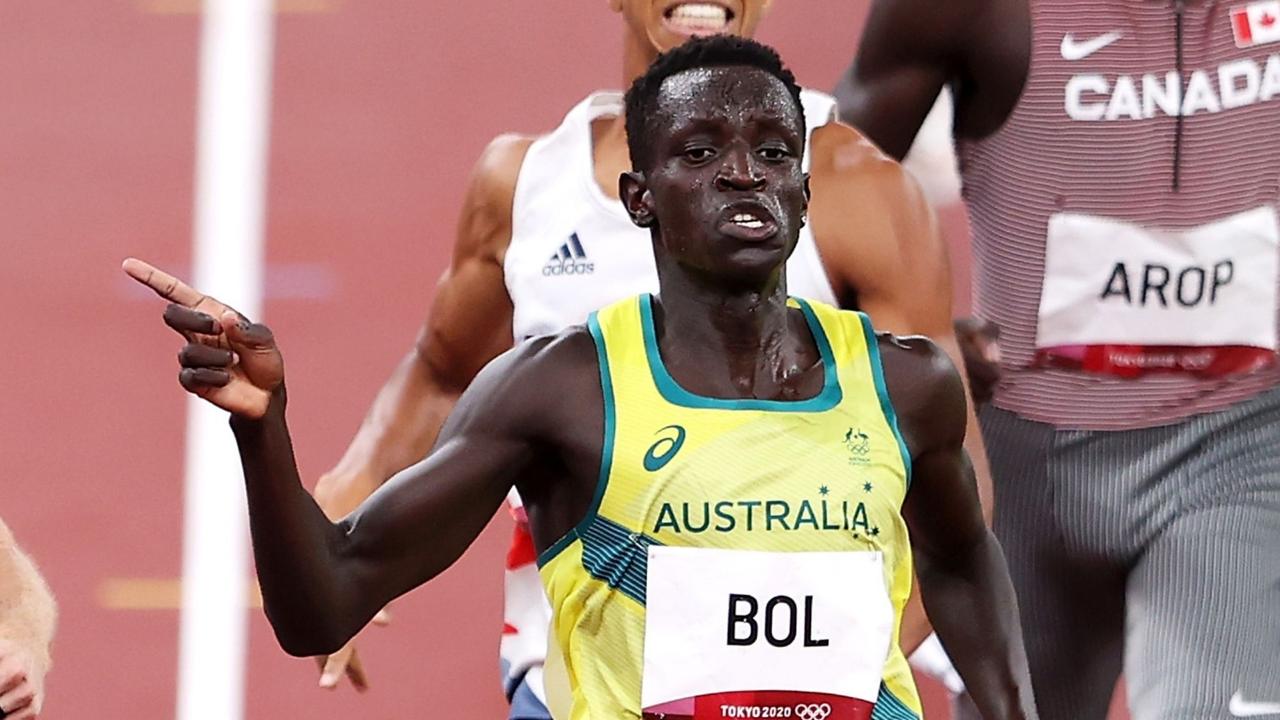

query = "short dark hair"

[623,35,805,171]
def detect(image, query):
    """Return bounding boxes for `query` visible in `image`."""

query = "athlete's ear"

[606,0,623,12]
[620,171,655,228]
[800,172,811,227]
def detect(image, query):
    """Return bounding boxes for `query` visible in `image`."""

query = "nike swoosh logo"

[1060,31,1123,60]
[1231,691,1280,717]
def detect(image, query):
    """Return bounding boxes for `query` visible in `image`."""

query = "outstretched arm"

[884,337,1036,720]
[0,518,56,720]
[123,260,578,658]
[308,134,530,690]
[233,351,535,657]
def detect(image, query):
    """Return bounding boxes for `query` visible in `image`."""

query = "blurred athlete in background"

[0,517,56,720]
[840,0,1280,718]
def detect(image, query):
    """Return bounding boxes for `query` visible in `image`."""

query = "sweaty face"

[634,66,807,287]
[612,0,770,52]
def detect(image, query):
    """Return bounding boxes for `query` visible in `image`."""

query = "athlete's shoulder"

[809,120,922,197]
[462,324,599,431]
[876,332,967,452]
[809,118,891,162]
[807,121,940,296]
[470,133,538,206]
[878,332,955,380]
[505,324,598,379]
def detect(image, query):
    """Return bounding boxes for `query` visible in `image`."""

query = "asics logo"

[543,232,594,276]
[1060,31,1123,60]
[795,704,832,720]
[1230,691,1280,717]
[643,425,686,472]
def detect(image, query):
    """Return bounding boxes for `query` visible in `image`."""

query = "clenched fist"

[0,641,45,720]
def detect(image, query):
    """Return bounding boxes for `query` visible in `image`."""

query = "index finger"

[122,258,206,307]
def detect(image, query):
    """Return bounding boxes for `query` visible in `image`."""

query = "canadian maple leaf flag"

[1232,0,1280,47]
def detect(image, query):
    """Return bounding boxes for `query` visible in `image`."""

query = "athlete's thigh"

[979,406,1127,720]
[1124,428,1280,719]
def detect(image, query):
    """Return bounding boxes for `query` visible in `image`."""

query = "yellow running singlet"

[538,294,923,720]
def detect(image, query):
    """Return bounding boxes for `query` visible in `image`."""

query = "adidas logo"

[543,233,595,276]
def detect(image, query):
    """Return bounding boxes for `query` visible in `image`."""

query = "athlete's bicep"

[338,339,558,608]
[415,134,534,392]
[882,338,984,556]
[902,445,987,567]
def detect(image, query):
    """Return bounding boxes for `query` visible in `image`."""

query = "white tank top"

[505,90,839,341]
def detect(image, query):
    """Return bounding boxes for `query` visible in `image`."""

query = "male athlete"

[309,0,987,711]
[839,1,1280,719]
[0,516,56,720]
[126,36,1035,720]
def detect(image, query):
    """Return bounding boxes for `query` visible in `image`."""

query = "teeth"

[667,3,730,32]
[731,213,765,229]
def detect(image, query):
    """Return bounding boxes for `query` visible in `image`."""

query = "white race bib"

[1035,206,1279,376]
[641,547,893,720]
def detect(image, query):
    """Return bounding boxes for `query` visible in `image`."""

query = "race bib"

[641,547,893,720]
[1035,206,1280,377]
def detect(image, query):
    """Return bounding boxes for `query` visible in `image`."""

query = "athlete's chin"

[716,246,788,285]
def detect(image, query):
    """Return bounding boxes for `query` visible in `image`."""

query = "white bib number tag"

[1035,207,1279,376]
[641,547,893,720]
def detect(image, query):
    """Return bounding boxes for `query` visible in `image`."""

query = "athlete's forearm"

[918,530,1037,720]
[315,349,462,519]
[231,388,371,656]
[0,521,56,677]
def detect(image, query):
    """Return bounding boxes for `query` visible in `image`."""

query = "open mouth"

[662,2,735,37]
[718,204,779,241]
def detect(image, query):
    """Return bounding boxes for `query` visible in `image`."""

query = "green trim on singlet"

[871,682,921,720]
[859,313,914,488]
[578,515,662,606]
[640,294,843,412]
[536,312,616,568]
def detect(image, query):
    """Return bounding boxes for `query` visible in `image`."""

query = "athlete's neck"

[652,260,820,400]
[621,27,660,94]
[592,30,662,201]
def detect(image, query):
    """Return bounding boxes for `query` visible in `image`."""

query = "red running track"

[0,1,1128,717]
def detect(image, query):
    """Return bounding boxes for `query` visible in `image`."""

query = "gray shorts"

[975,385,1280,720]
